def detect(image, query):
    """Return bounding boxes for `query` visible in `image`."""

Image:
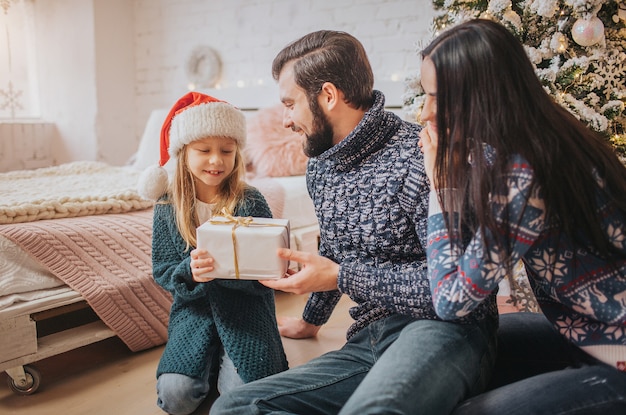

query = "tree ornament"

[618,2,626,23]
[557,16,570,32]
[571,16,605,46]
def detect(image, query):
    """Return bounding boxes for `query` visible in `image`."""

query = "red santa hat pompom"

[137,92,246,200]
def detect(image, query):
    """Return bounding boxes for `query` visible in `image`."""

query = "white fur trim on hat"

[137,164,169,201]
[168,101,246,159]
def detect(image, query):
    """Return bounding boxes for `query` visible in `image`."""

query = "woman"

[418,19,626,414]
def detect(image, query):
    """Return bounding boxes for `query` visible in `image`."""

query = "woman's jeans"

[453,312,626,415]
[211,313,498,415]
[156,347,243,415]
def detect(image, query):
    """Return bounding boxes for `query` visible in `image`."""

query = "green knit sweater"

[152,187,288,382]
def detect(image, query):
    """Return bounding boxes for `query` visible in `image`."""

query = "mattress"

[0,234,70,311]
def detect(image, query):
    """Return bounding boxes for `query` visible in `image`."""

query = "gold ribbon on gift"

[209,209,287,279]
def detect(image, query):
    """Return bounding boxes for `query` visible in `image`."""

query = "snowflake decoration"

[555,315,588,342]
[594,52,626,95]
[1,0,11,15]
[0,81,24,118]
[606,222,626,249]
[600,324,626,342]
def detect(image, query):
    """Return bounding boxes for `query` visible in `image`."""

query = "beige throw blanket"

[0,161,154,224]
[0,209,172,352]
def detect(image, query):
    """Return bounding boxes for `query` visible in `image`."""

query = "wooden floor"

[0,292,355,415]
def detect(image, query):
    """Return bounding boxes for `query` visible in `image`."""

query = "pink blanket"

[0,209,172,352]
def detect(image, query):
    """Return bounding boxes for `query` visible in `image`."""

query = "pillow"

[130,108,169,171]
[244,104,308,177]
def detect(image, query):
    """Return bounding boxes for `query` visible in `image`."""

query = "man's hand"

[260,248,340,294]
[277,316,321,339]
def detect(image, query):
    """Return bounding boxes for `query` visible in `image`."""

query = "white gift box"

[196,216,290,280]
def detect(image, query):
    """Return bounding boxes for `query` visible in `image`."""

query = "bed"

[0,84,323,395]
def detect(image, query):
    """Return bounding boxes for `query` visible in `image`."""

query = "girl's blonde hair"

[169,138,247,250]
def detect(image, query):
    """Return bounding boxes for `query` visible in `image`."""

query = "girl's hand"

[190,248,215,282]
[418,122,438,189]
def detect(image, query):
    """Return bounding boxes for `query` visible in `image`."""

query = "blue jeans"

[157,347,243,415]
[211,314,497,415]
[453,312,626,415]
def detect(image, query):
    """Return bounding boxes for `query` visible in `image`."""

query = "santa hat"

[137,92,246,200]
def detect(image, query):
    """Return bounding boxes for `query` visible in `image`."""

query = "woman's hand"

[418,122,438,189]
[190,248,215,282]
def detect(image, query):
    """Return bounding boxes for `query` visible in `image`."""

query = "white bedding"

[0,234,67,310]
[0,161,153,224]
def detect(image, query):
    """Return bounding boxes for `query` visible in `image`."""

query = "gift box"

[196,215,290,280]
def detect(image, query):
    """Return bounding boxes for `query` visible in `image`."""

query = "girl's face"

[419,57,438,134]
[186,136,238,203]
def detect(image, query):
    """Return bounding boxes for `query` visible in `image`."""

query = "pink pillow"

[244,105,308,177]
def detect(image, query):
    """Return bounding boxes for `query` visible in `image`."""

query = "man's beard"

[303,99,334,158]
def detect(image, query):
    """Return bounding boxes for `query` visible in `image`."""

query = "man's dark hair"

[272,30,374,110]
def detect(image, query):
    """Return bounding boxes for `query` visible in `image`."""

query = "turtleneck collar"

[314,90,402,171]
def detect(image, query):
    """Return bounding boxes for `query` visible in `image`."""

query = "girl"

[418,19,626,415]
[138,92,288,415]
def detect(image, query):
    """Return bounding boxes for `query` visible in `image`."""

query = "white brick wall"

[3,1,436,170]
[133,0,436,136]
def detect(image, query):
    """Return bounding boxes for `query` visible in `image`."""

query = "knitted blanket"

[0,161,154,224]
[0,209,172,352]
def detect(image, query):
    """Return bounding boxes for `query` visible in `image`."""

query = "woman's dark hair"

[422,18,626,258]
[272,30,374,110]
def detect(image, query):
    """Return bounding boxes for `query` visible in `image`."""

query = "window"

[0,0,39,119]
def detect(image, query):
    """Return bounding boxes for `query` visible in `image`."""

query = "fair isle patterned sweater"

[302,91,497,340]
[152,188,288,382]
[427,154,626,370]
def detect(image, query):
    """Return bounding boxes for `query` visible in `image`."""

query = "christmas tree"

[404,0,626,159]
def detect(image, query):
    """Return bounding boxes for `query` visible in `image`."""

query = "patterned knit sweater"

[427,154,626,370]
[152,187,288,382]
[302,91,498,340]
